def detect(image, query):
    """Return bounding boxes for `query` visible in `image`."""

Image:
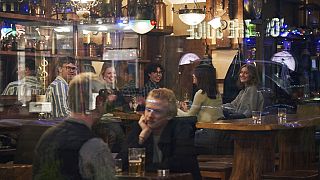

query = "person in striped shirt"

[2,58,42,96]
[45,57,77,118]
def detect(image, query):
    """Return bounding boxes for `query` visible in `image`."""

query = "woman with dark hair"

[178,64,230,155]
[178,64,223,122]
[222,63,264,119]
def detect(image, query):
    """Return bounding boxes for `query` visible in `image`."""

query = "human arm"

[79,138,117,180]
[1,82,16,95]
[178,90,205,117]
[138,114,152,144]
[223,86,261,118]
[239,86,261,117]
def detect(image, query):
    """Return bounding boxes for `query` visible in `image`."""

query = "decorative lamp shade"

[271,51,296,71]
[179,53,200,65]
[178,8,205,26]
[71,0,99,11]
[129,3,156,34]
[208,17,222,29]
[129,20,155,34]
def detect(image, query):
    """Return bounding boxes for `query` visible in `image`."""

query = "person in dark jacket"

[117,88,201,180]
[33,73,116,180]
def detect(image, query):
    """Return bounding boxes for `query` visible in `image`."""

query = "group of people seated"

[2,56,265,179]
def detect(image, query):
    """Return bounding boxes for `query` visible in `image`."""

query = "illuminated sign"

[187,18,287,41]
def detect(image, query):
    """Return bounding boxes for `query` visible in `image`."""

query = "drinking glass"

[252,111,262,124]
[114,158,122,174]
[128,148,145,175]
[131,96,138,113]
[278,108,287,124]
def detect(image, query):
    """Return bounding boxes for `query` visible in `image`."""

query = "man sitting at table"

[33,73,116,180]
[117,88,201,180]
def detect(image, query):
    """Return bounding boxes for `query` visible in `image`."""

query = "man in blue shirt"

[45,56,77,118]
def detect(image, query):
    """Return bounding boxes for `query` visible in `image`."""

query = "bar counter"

[196,114,320,180]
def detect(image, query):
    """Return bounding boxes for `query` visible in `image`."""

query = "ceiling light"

[129,2,156,34]
[70,0,99,11]
[178,6,205,26]
[130,20,155,34]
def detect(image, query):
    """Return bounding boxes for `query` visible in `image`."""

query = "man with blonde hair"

[33,72,116,180]
[117,88,201,180]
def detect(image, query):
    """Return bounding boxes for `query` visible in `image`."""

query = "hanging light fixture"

[129,1,156,34]
[70,0,100,19]
[178,5,205,26]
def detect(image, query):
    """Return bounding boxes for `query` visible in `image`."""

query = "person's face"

[239,67,250,84]
[149,67,163,83]
[103,67,116,84]
[144,97,169,130]
[59,63,77,82]
[192,74,197,84]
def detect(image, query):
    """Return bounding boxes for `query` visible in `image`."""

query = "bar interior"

[0,0,319,179]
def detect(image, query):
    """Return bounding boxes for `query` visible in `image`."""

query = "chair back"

[14,125,51,164]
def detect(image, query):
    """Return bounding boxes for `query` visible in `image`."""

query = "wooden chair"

[0,164,32,180]
[197,155,233,180]
[199,161,232,180]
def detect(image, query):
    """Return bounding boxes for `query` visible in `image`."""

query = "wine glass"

[131,96,138,113]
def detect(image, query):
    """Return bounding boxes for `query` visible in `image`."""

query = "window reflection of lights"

[82,30,90,35]
[54,27,71,33]
[208,17,222,29]
[98,25,108,31]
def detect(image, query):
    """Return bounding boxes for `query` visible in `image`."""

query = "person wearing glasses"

[141,63,164,98]
[45,56,77,118]
[33,72,116,180]
[117,88,201,180]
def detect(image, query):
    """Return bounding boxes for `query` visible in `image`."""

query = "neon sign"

[187,18,287,41]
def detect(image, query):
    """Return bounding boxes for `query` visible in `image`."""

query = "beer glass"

[128,148,145,175]
[252,111,262,124]
[278,108,287,124]
[114,158,122,174]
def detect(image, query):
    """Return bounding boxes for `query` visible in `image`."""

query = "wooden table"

[196,114,320,180]
[112,111,142,121]
[116,172,193,180]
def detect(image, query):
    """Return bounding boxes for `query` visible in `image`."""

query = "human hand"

[138,115,152,141]
[179,101,189,112]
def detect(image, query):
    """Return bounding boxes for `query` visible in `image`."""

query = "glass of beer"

[128,148,145,176]
[278,108,287,124]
